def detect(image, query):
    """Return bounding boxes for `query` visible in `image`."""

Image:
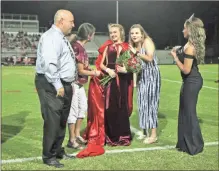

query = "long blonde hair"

[108,23,125,42]
[185,16,206,64]
[128,24,154,48]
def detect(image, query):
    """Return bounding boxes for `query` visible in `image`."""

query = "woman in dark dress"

[76,24,133,158]
[100,24,133,146]
[170,14,206,155]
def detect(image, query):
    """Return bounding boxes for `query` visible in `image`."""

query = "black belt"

[61,79,72,86]
[36,73,44,76]
[36,73,72,85]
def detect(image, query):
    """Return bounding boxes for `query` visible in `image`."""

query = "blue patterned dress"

[137,48,161,130]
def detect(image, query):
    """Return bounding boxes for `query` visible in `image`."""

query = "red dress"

[76,40,133,158]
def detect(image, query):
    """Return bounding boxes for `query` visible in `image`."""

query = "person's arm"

[100,46,109,71]
[100,46,116,78]
[77,63,99,76]
[74,46,99,76]
[137,38,155,62]
[171,46,194,74]
[42,35,63,91]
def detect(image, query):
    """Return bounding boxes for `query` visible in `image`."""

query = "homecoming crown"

[188,13,195,23]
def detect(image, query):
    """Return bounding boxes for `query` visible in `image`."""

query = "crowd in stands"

[1,31,41,51]
[1,31,218,66]
[1,31,41,66]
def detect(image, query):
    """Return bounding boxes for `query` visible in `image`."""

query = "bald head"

[54,9,75,35]
[54,10,72,24]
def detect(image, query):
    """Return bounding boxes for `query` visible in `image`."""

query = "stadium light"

[116,1,119,24]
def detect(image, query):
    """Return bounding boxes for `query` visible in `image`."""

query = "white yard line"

[162,78,218,90]
[200,70,218,74]
[1,141,218,164]
[106,141,219,154]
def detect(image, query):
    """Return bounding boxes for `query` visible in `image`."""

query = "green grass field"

[1,65,218,170]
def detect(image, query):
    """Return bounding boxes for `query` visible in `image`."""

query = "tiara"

[188,13,195,23]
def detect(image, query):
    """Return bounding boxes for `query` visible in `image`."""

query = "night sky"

[1,1,219,48]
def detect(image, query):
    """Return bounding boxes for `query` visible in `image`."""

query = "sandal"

[143,137,158,144]
[67,140,84,149]
[137,134,147,140]
[76,136,87,145]
[136,130,149,140]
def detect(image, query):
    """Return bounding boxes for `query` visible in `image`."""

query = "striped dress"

[137,48,161,130]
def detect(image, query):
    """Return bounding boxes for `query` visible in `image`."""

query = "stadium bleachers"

[1,28,217,66]
[84,40,99,51]
[94,35,108,47]
[0,32,176,65]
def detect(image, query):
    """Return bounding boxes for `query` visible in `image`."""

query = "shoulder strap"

[184,54,195,59]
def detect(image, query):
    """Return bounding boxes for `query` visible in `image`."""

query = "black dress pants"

[35,74,73,159]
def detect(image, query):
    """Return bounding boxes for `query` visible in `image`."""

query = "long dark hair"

[72,23,95,42]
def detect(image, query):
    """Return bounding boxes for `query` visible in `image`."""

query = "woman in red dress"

[77,24,133,158]
[99,24,133,146]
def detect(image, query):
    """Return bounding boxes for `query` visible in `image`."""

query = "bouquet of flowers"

[100,50,142,86]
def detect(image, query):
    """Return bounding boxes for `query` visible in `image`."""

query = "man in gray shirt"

[35,9,76,168]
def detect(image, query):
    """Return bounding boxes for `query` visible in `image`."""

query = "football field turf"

[1,65,218,170]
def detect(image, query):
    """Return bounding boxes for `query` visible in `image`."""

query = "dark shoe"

[56,147,75,160]
[57,153,76,160]
[43,158,64,168]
